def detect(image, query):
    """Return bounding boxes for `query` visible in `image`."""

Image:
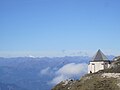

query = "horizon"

[0,54,115,61]
[0,0,120,57]
[0,50,116,58]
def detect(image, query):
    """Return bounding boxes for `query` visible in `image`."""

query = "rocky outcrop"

[52,56,120,90]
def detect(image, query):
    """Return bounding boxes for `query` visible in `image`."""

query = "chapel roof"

[92,49,108,61]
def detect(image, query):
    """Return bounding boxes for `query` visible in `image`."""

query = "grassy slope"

[52,73,119,90]
[52,57,120,90]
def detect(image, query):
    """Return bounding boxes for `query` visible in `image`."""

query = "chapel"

[88,49,111,73]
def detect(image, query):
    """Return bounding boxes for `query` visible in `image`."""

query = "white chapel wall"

[88,61,110,73]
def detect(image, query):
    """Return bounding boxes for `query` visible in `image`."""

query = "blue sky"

[0,0,120,57]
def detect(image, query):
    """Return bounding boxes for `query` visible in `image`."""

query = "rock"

[52,56,120,90]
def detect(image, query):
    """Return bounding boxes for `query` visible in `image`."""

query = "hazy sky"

[0,0,120,57]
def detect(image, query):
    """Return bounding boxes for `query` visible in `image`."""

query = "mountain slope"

[52,56,120,90]
[0,82,27,90]
[0,56,90,90]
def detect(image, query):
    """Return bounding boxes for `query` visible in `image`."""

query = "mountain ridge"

[52,56,120,90]
[0,56,90,90]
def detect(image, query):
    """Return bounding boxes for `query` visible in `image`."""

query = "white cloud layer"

[50,63,88,85]
[40,67,51,75]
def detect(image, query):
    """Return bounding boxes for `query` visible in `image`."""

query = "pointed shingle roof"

[92,49,108,61]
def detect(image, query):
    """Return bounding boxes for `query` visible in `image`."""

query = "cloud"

[51,75,67,85]
[50,63,88,85]
[40,67,51,75]
[56,63,86,76]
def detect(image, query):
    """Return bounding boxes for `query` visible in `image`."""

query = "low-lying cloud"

[40,67,51,75]
[50,63,88,85]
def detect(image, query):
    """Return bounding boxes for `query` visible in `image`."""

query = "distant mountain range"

[0,82,27,90]
[0,55,114,90]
